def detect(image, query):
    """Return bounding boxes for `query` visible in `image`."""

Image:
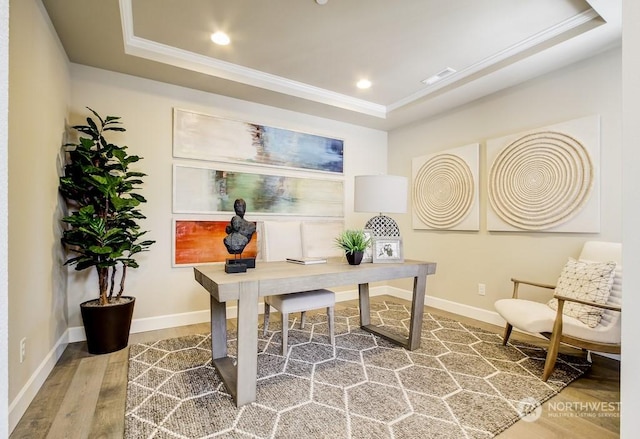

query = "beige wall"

[621,0,640,432]
[388,47,622,309]
[8,0,70,403]
[1,0,9,434]
[66,64,388,327]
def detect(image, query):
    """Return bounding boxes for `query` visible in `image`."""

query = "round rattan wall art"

[488,131,593,230]
[413,154,474,229]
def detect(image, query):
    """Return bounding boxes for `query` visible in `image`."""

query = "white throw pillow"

[547,258,616,328]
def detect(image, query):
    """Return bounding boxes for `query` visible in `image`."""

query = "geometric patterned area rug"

[124,301,590,439]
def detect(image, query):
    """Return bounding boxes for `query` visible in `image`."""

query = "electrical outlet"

[478,283,486,296]
[20,338,26,363]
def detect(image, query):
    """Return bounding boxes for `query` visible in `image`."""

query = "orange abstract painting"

[174,220,258,265]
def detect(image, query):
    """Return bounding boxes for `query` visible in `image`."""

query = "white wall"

[621,0,640,435]
[67,64,388,327]
[7,0,70,424]
[388,47,622,310]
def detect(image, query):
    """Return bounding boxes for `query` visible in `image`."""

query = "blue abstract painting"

[173,109,344,173]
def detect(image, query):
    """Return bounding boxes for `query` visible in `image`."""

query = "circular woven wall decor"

[488,131,593,230]
[413,154,474,229]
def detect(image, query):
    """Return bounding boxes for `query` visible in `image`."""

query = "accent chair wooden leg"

[263,303,270,337]
[300,311,307,329]
[281,312,289,356]
[327,306,335,347]
[502,323,513,346]
[543,335,561,381]
[543,301,565,381]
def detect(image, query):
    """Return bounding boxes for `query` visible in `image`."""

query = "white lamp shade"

[354,175,408,214]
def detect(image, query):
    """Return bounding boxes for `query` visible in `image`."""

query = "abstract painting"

[486,115,600,232]
[173,220,258,266]
[173,108,344,173]
[412,143,479,231]
[173,164,344,217]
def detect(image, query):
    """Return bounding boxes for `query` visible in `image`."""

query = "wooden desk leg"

[235,282,259,406]
[358,283,371,326]
[407,267,428,351]
[210,296,228,359]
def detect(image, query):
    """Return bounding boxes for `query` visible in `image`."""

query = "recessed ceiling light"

[211,31,230,46]
[357,79,372,89]
[316,0,328,5]
[422,67,456,86]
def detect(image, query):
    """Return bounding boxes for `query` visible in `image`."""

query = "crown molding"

[388,8,601,111]
[118,0,386,118]
[119,0,604,119]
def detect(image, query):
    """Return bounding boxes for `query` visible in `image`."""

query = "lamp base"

[365,215,400,237]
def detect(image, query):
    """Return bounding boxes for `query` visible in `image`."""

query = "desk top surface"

[194,259,436,302]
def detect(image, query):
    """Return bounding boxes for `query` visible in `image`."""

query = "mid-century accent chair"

[261,221,336,355]
[494,241,622,381]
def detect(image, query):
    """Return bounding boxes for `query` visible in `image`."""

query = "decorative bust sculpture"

[223,199,256,272]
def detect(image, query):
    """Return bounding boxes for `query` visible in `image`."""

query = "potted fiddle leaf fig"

[334,229,371,265]
[59,107,154,354]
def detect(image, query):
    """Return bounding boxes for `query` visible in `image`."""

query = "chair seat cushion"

[495,298,620,344]
[265,289,335,313]
[547,258,616,328]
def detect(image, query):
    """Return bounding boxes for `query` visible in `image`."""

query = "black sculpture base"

[238,257,256,269]
[225,260,246,273]
[224,257,256,273]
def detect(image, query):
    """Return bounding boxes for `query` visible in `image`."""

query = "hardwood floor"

[10,296,620,439]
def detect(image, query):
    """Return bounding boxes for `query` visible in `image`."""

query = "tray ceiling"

[41,0,620,130]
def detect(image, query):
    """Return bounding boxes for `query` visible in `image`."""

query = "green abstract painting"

[173,165,344,217]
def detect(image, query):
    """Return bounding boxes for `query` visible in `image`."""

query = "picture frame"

[172,219,259,267]
[372,237,404,263]
[412,143,480,231]
[173,108,344,174]
[486,115,600,233]
[362,229,374,263]
[172,164,344,217]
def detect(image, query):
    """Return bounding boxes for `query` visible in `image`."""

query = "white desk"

[194,259,437,406]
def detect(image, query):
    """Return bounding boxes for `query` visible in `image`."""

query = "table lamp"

[354,175,408,236]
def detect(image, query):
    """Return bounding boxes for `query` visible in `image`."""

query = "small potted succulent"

[59,108,155,354]
[334,229,371,265]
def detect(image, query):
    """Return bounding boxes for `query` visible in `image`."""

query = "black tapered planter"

[80,296,135,354]
[346,251,364,266]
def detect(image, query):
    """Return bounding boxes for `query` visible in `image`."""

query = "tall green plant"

[59,108,154,305]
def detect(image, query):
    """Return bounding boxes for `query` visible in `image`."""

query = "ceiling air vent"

[422,67,457,86]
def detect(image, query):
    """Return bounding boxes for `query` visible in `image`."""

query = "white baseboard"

[67,285,393,342]
[14,285,619,433]
[67,309,213,343]
[382,285,508,327]
[9,331,68,433]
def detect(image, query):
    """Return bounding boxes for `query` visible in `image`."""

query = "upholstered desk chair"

[494,241,621,381]
[261,221,336,355]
